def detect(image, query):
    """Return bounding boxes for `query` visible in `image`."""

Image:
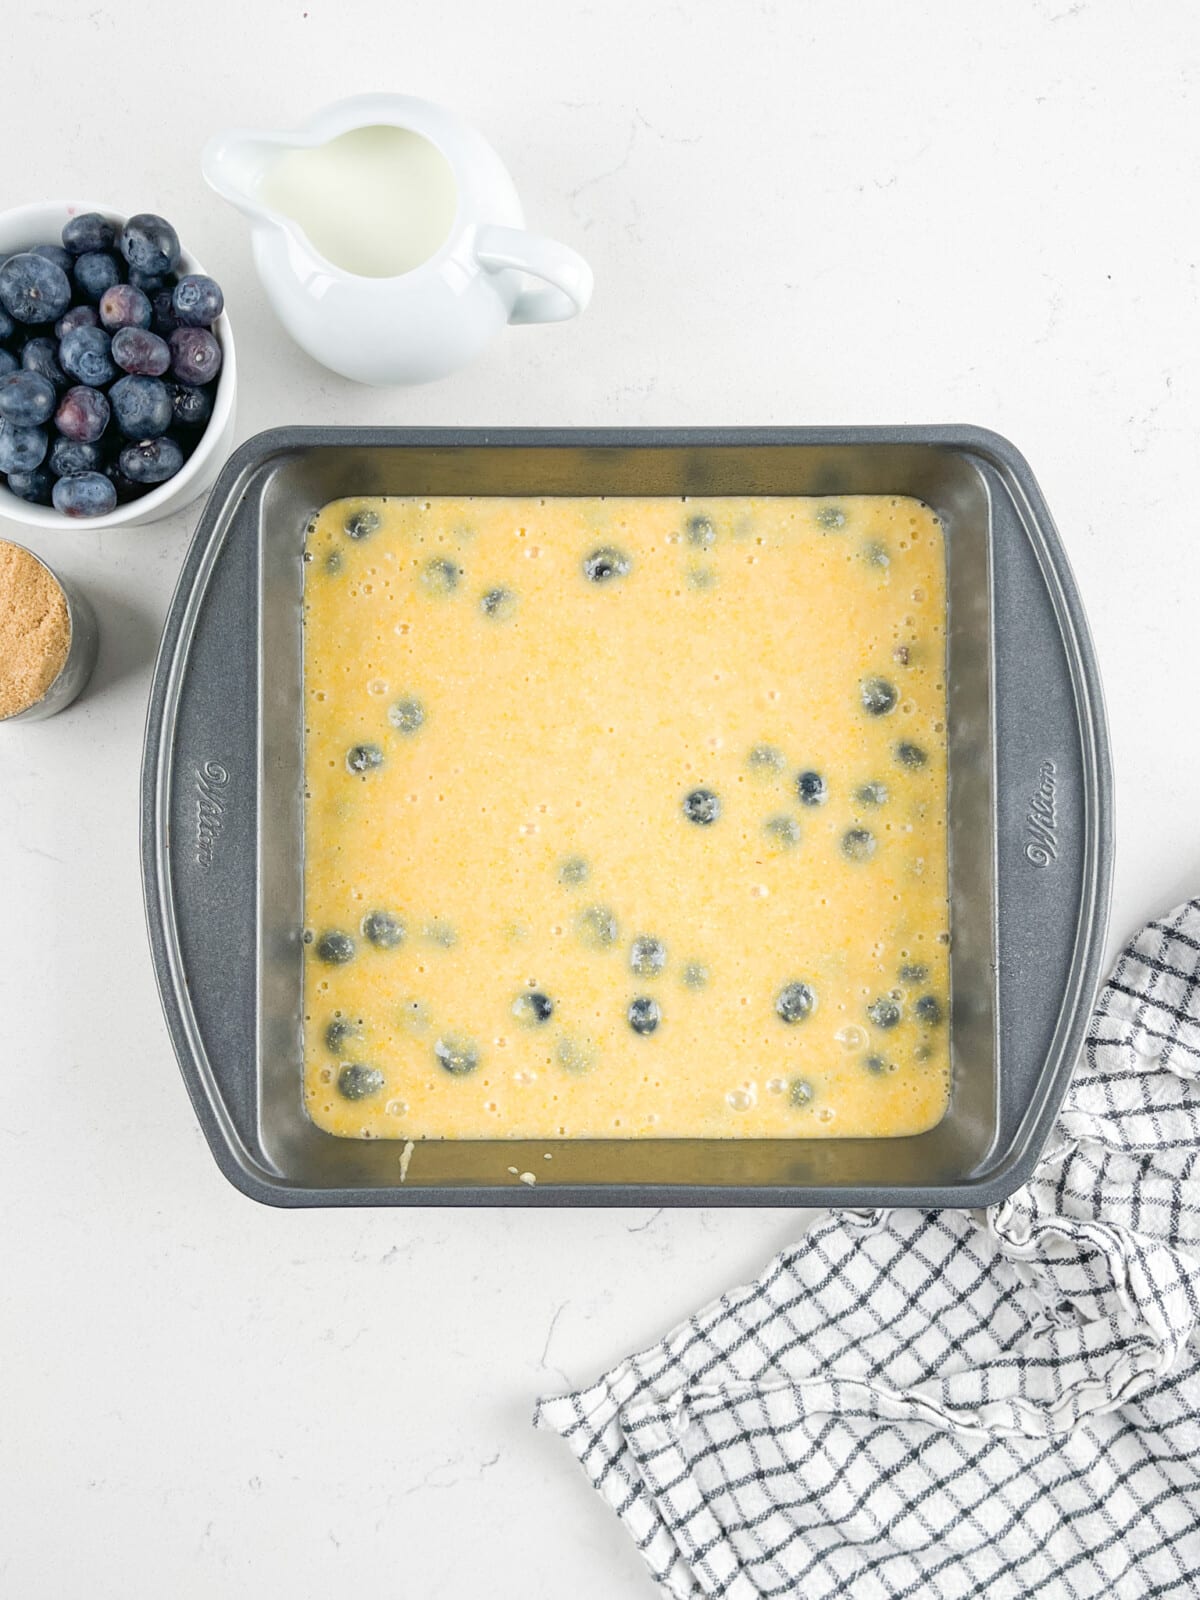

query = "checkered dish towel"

[535,900,1200,1598]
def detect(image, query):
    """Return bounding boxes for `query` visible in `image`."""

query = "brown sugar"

[0,540,72,719]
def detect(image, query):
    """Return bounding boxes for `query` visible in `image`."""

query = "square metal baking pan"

[141,426,1113,1207]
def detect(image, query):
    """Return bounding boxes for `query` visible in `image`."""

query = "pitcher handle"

[474,225,593,326]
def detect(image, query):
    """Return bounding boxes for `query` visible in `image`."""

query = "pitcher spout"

[201,130,285,219]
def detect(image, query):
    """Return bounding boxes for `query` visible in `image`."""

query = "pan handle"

[984,444,1113,1170]
[141,480,269,1193]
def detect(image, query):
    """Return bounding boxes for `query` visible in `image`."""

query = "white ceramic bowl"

[0,201,236,530]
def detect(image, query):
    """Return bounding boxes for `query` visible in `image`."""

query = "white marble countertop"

[4,3,1199,1595]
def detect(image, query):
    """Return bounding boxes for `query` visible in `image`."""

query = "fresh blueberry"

[747,744,786,776]
[860,677,898,716]
[324,550,343,575]
[513,990,554,1025]
[558,855,589,887]
[776,981,816,1024]
[686,514,716,548]
[0,350,16,377]
[577,904,618,948]
[324,1017,361,1053]
[4,465,53,505]
[867,998,902,1030]
[315,930,355,964]
[62,212,116,255]
[627,997,661,1035]
[55,304,99,338]
[49,436,105,477]
[682,787,721,825]
[420,556,460,595]
[422,919,457,948]
[362,911,405,948]
[119,213,181,278]
[119,436,184,486]
[150,289,181,336]
[815,504,846,530]
[172,274,224,327]
[630,935,667,976]
[914,995,944,1026]
[861,541,890,569]
[99,283,152,332]
[21,336,68,392]
[73,250,122,303]
[59,326,116,387]
[168,326,222,386]
[582,546,631,583]
[336,1063,384,1100]
[127,267,168,294]
[54,385,110,443]
[764,815,801,848]
[895,741,928,769]
[795,770,827,806]
[0,306,14,344]
[480,586,516,619]
[682,961,709,989]
[855,781,889,807]
[388,696,425,734]
[346,742,385,774]
[789,1077,815,1107]
[0,371,56,427]
[32,243,74,276]
[899,963,929,984]
[51,472,117,518]
[168,381,213,431]
[344,506,379,540]
[109,374,172,438]
[0,253,72,325]
[841,827,877,862]
[434,1034,480,1076]
[864,1054,889,1076]
[112,327,171,377]
[0,422,48,474]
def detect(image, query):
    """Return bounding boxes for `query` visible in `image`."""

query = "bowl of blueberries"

[0,201,236,528]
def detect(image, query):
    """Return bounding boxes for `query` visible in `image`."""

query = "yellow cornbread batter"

[302,495,949,1141]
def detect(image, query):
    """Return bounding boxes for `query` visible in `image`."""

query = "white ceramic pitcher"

[202,94,593,386]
